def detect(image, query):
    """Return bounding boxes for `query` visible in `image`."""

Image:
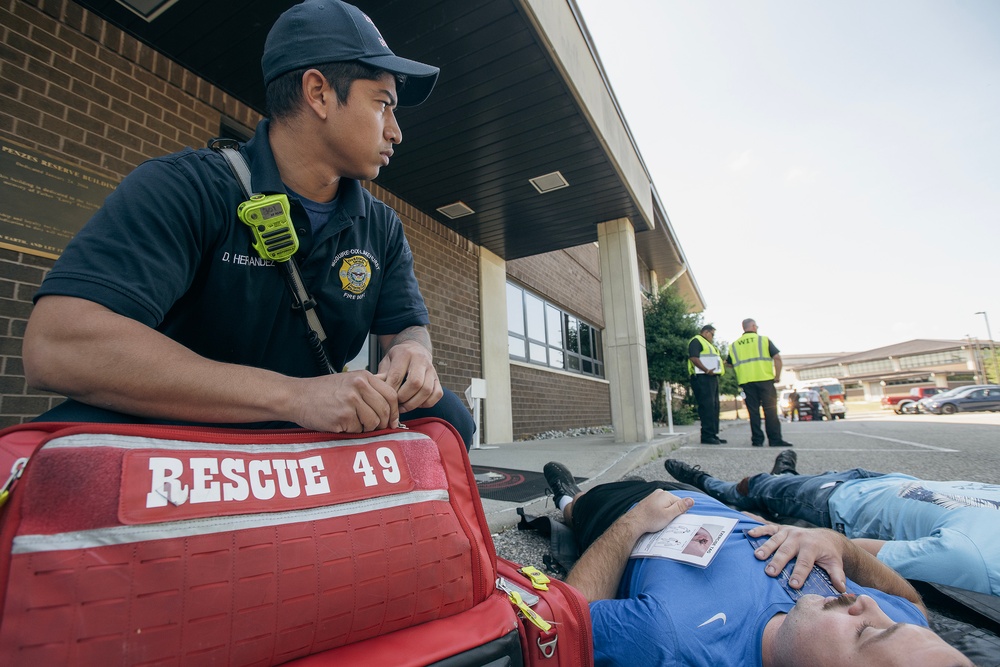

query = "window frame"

[506,281,604,378]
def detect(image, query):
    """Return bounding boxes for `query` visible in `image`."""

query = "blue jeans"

[700,469,886,527]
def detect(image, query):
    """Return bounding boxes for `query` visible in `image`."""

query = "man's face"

[702,329,714,342]
[770,594,970,667]
[323,73,401,181]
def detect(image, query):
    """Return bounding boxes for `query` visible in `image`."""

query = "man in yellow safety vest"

[688,324,727,444]
[726,318,793,447]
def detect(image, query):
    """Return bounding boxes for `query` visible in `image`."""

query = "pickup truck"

[881,387,946,414]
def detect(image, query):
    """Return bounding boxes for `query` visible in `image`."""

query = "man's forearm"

[565,514,643,601]
[379,325,433,355]
[25,297,299,424]
[841,535,926,617]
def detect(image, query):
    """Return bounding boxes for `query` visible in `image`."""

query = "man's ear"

[301,69,331,120]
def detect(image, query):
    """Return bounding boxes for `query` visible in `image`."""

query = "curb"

[480,429,701,534]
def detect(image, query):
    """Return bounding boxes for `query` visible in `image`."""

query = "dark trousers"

[741,380,782,445]
[34,386,476,450]
[690,374,720,440]
[700,469,886,526]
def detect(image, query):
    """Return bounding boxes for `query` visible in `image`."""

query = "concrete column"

[479,248,514,444]
[598,218,653,443]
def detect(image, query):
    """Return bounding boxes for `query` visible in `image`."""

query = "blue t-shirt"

[830,474,1000,595]
[590,492,926,667]
[34,119,429,378]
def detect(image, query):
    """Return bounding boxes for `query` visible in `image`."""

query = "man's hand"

[291,371,399,433]
[625,489,695,537]
[377,327,442,413]
[566,490,694,602]
[746,524,849,593]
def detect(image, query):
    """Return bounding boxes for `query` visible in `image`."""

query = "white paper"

[630,513,738,568]
[694,357,721,374]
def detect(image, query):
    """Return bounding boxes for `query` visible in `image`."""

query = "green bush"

[671,404,698,425]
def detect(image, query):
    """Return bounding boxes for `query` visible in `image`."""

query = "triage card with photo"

[630,513,738,567]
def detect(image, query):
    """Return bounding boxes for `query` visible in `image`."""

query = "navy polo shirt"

[35,119,429,378]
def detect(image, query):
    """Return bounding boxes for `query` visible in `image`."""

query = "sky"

[573,0,1000,355]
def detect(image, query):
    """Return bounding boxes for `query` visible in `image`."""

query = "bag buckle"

[537,631,558,659]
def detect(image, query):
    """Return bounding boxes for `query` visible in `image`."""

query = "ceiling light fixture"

[115,0,180,22]
[436,201,475,219]
[529,171,569,194]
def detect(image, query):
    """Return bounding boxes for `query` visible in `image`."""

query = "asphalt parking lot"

[653,409,1000,485]
[492,409,1000,570]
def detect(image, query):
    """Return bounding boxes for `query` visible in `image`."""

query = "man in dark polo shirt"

[23,0,474,446]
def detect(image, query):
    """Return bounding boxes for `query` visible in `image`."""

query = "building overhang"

[74,0,705,310]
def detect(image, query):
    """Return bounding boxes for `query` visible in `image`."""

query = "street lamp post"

[975,311,998,383]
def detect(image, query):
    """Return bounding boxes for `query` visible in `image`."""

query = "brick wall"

[0,248,56,427]
[507,243,604,327]
[0,0,481,423]
[370,185,481,393]
[510,363,610,439]
[1,0,260,180]
[507,244,611,437]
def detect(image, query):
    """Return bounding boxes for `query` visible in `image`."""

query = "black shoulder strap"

[210,139,336,375]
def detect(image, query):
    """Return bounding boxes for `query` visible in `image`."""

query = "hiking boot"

[770,450,798,476]
[543,461,582,504]
[664,459,709,491]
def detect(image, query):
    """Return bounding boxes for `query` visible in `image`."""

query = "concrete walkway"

[468,422,705,532]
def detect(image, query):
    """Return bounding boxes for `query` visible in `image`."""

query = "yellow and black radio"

[237,193,298,262]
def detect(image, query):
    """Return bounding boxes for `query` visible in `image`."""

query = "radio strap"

[211,140,336,375]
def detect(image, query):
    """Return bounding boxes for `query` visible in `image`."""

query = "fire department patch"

[339,255,372,294]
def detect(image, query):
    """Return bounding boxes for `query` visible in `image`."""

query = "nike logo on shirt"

[698,612,727,627]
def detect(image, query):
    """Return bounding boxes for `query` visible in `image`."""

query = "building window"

[507,282,603,378]
[800,367,841,381]
[899,350,964,369]
[846,359,894,375]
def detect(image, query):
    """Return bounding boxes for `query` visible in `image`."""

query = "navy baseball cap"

[262,0,440,107]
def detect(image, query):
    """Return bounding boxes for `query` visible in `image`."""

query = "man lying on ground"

[543,461,973,667]
[665,451,1000,596]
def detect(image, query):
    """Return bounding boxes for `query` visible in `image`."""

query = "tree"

[715,340,741,398]
[643,285,700,422]
[644,285,700,387]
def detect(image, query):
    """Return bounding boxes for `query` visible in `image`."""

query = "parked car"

[921,385,1000,414]
[914,385,987,413]
[799,381,847,420]
[882,386,946,414]
[778,389,819,421]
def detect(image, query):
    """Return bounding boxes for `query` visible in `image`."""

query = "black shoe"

[665,459,709,490]
[717,438,728,444]
[751,443,764,447]
[770,450,798,475]
[769,441,794,447]
[700,437,722,445]
[543,461,582,504]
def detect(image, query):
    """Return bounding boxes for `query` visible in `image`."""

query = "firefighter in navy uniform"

[727,318,793,447]
[688,324,727,444]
